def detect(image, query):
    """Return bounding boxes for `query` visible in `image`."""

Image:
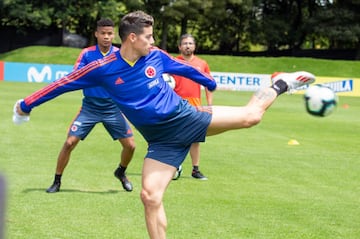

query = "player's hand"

[12,99,30,125]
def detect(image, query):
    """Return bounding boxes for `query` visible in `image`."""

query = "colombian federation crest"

[145,66,156,78]
[70,125,78,132]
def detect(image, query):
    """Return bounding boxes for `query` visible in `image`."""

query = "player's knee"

[124,143,136,155]
[243,108,263,128]
[140,188,160,207]
[140,188,152,205]
[63,138,78,151]
[247,114,262,127]
[127,141,136,152]
[121,138,136,152]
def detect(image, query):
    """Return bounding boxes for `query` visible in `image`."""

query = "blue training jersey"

[21,47,217,127]
[74,44,119,98]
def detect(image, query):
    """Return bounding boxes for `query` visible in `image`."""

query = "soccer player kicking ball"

[13,10,315,239]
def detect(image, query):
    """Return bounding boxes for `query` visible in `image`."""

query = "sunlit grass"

[1,81,359,238]
[0,46,359,238]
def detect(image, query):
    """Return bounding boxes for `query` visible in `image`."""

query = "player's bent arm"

[159,50,217,91]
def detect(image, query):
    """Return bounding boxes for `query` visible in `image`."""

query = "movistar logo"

[27,65,70,83]
[27,66,52,83]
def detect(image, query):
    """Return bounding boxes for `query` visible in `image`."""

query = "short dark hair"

[97,18,114,28]
[119,11,154,41]
[178,33,196,46]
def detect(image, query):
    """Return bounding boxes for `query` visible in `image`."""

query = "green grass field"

[1,47,360,238]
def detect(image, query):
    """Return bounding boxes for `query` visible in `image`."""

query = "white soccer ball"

[162,73,176,89]
[304,84,338,117]
[172,165,182,180]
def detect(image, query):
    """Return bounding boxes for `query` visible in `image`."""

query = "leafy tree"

[1,0,55,31]
[141,0,207,50]
[0,0,358,55]
[306,0,360,49]
[0,0,126,45]
[52,0,127,44]
[249,0,359,51]
[249,0,306,51]
[196,0,253,52]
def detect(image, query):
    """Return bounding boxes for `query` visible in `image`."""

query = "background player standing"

[46,19,136,193]
[173,33,213,180]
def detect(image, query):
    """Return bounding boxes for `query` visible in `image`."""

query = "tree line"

[1,0,359,56]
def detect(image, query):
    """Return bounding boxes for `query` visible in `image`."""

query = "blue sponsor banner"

[3,62,359,96]
[297,77,358,97]
[4,62,73,83]
[322,79,353,93]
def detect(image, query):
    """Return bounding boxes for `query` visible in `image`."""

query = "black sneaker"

[114,170,133,192]
[46,182,61,193]
[191,170,208,180]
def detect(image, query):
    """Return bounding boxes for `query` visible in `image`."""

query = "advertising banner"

[1,61,359,97]
[211,71,359,97]
[297,77,357,97]
[211,72,271,91]
[3,62,73,83]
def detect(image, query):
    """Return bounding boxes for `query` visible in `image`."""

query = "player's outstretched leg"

[207,71,316,136]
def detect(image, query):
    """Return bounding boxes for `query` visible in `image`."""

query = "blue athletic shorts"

[136,100,212,168]
[68,97,133,140]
